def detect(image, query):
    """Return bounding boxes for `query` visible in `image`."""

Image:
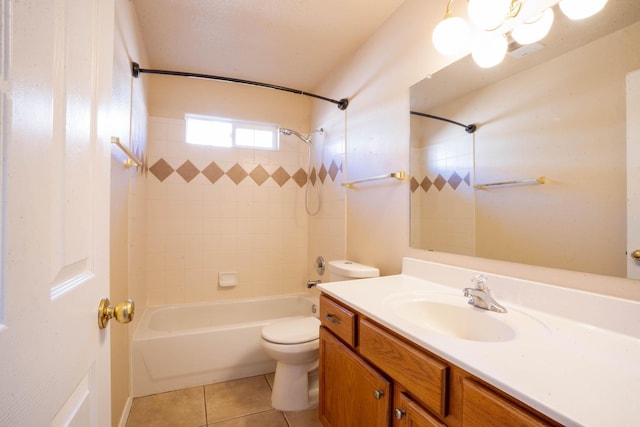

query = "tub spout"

[307,280,321,289]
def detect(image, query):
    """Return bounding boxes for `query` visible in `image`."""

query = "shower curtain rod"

[132,62,349,110]
[410,111,476,134]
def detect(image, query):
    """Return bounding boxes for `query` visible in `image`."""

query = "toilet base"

[270,362,318,411]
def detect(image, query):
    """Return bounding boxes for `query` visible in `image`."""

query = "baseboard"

[117,396,133,427]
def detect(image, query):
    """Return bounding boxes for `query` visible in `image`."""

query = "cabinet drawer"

[320,295,357,347]
[359,319,449,418]
[462,378,554,427]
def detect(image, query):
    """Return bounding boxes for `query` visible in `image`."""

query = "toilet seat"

[261,316,320,344]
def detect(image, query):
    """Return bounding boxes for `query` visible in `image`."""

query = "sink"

[393,299,515,342]
[387,293,547,343]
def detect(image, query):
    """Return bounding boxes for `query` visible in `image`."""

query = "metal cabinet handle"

[632,249,640,261]
[394,408,406,420]
[373,389,385,400]
[326,313,341,324]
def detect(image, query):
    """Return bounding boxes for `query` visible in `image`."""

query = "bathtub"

[131,293,319,397]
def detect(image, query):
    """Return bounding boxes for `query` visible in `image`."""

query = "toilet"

[261,260,379,411]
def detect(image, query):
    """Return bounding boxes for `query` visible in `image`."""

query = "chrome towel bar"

[474,176,546,190]
[111,136,143,169]
[342,171,406,189]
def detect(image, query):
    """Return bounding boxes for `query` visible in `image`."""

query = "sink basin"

[386,293,547,343]
[393,299,515,342]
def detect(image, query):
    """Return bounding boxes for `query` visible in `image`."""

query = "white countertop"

[318,258,640,427]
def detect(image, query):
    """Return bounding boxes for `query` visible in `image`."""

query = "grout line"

[202,385,209,425]
[282,410,293,427]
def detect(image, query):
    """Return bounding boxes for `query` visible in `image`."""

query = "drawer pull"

[326,313,341,324]
[395,408,406,420]
[373,389,385,400]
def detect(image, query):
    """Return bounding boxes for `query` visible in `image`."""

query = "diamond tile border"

[149,159,175,182]
[411,171,472,193]
[176,160,200,183]
[148,158,342,188]
[202,162,225,184]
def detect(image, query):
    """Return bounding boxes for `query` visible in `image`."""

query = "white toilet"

[261,260,379,411]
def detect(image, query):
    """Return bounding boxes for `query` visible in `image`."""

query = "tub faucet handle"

[307,280,321,289]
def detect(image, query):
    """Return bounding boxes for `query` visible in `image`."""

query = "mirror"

[410,0,640,278]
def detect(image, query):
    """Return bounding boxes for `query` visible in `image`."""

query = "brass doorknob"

[632,250,640,261]
[98,298,135,329]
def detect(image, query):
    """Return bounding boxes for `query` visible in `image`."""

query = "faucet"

[307,280,321,289]
[463,274,507,313]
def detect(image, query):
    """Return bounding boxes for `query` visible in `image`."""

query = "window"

[185,114,278,150]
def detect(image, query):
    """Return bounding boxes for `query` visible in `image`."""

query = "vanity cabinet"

[319,294,561,427]
[319,327,391,427]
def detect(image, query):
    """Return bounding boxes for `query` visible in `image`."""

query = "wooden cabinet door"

[395,392,447,427]
[462,378,553,427]
[319,327,391,427]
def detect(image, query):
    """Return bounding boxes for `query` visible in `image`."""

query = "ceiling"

[132,0,406,92]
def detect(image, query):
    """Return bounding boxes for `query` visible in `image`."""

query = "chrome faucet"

[463,274,507,313]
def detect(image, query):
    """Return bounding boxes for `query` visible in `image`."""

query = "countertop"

[317,258,640,427]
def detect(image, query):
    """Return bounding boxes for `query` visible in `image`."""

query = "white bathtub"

[131,293,319,397]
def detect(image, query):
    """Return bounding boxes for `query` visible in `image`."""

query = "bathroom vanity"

[317,258,640,427]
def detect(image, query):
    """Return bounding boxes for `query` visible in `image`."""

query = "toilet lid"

[261,316,321,344]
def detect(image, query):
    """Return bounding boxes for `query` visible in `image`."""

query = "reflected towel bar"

[342,171,407,189]
[111,136,143,169]
[474,176,546,190]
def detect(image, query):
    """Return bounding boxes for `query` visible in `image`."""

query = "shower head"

[279,127,324,144]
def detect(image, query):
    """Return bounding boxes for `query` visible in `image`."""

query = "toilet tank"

[328,260,379,282]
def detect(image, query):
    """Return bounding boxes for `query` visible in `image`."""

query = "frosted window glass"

[186,115,277,150]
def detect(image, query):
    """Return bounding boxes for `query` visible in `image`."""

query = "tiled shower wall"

[145,116,343,305]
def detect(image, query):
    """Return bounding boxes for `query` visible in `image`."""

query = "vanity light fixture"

[559,0,608,20]
[511,7,554,45]
[432,0,470,55]
[432,0,608,68]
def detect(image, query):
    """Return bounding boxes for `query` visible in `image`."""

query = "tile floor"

[126,374,323,427]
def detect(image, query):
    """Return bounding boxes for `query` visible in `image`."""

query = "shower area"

[143,86,341,306]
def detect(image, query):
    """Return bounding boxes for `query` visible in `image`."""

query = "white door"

[0,0,115,425]
[628,70,640,280]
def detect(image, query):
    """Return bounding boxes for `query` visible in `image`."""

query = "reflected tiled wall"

[145,117,342,305]
[410,129,475,256]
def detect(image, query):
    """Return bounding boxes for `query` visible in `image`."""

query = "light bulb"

[559,0,608,20]
[472,35,508,68]
[468,0,512,30]
[512,7,554,45]
[432,16,470,55]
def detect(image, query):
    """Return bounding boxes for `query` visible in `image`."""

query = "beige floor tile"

[126,386,206,427]
[284,407,323,427]
[205,376,273,423]
[208,409,288,426]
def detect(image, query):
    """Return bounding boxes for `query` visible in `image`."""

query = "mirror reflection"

[410,0,640,278]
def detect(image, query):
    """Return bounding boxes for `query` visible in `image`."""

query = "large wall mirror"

[410,0,640,278]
